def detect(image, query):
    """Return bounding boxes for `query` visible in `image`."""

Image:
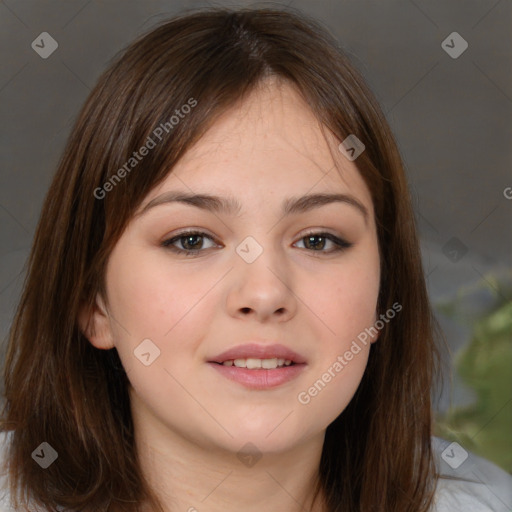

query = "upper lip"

[209,343,307,364]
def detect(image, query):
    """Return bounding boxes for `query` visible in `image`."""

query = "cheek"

[106,247,209,338]
[296,346,370,436]
[104,245,220,380]
[294,243,379,427]
[311,243,380,349]
[332,267,379,340]
[103,248,228,443]
[306,268,377,371]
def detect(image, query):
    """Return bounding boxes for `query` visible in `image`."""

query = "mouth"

[208,342,307,365]
[207,343,307,389]
[213,357,296,369]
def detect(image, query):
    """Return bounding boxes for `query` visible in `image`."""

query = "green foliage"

[434,273,512,473]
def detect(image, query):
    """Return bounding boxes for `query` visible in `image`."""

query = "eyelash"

[161,230,353,257]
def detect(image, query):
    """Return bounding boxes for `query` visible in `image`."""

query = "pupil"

[183,235,202,250]
[306,235,324,250]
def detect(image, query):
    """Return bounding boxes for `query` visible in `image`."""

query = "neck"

[133,408,327,512]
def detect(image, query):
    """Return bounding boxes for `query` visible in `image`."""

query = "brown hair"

[1,6,445,511]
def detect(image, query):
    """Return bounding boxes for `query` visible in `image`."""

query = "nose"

[225,244,298,323]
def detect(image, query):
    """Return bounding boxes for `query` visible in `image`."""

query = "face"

[84,78,381,457]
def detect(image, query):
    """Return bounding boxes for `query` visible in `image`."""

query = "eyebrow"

[137,191,369,223]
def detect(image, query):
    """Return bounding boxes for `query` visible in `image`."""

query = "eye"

[161,231,219,256]
[294,231,352,254]
[161,229,353,257]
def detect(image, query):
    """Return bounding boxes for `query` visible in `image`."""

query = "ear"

[78,294,115,350]
[370,310,381,344]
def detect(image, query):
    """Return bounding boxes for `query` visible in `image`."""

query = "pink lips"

[207,343,307,390]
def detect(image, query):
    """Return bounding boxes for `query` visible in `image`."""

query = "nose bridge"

[235,231,287,286]
[227,231,296,320]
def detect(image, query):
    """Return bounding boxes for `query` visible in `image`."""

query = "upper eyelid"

[164,228,343,239]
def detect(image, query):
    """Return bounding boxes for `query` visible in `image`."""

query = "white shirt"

[430,436,512,511]
[0,430,510,511]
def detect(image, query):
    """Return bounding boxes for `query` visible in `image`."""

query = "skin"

[82,77,381,512]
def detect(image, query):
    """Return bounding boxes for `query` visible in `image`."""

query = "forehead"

[148,78,373,211]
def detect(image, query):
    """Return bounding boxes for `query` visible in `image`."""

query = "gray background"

[1,1,511,417]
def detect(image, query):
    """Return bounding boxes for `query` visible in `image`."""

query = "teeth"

[245,358,262,369]
[262,358,277,369]
[222,358,293,369]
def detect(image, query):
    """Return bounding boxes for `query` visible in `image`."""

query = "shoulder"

[430,436,512,512]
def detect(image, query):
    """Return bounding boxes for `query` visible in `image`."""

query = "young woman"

[1,6,510,512]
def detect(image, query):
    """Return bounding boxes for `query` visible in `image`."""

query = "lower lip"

[208,362,307,389]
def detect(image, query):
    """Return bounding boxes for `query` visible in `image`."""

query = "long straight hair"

[1,7,444,511]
